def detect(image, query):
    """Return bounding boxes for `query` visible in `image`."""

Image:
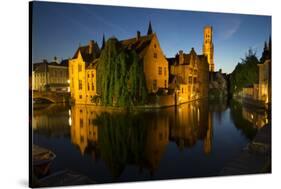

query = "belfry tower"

[203,26,214,72]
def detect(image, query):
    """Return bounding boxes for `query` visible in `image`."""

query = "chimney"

[137,31,141,40]
[89,40,95,54]
[179,50,184,65]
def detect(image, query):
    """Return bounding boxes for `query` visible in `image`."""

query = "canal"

[32,99,268,183]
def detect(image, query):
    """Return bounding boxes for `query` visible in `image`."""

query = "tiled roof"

[121,34,154,58]
[72,41,100,63]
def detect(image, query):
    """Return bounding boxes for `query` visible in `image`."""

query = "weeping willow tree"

[96,38,148,107]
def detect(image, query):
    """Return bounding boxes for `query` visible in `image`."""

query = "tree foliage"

[229,49,259,96]
[96,38,148,107]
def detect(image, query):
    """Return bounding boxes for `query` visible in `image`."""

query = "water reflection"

[33,104,70,138]
[229,100,268,140]
[32,99,269,181]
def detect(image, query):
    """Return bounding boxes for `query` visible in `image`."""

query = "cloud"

[222,19,241,40]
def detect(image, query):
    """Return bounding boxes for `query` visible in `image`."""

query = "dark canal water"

[32,99,268,183]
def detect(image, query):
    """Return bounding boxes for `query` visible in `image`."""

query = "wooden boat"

[39,170,96,187]
[32,145,56,177]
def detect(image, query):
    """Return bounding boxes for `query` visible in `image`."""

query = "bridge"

[32,91,70,103]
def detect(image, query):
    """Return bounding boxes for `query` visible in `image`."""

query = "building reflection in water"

[68,100,213,176]
[32,104,70,137]
[32,99,269,179]
[242,106,268,129]
[70,105,99,156]
[169,101,212,155]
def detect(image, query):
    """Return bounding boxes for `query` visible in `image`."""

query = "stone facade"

[68,40,100,104]
[168,48,209,104]
[203,26,215,72]
[121,29,169,93]
[69,23,169,105]
[32,60,69,92]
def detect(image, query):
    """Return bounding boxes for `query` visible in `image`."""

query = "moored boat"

[32,145,56,177]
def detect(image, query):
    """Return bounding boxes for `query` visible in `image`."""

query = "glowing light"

[68,117,72,126]
[67,79,70,83]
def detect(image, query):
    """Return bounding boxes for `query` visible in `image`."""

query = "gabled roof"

[169,48,208,66]
[72,41,100,63]
[121,34,154,58]
[72,46,95,63]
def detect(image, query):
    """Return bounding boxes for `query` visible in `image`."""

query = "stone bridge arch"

[32,91,69,103]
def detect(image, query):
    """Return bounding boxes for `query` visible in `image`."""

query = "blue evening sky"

[32,1,271,73]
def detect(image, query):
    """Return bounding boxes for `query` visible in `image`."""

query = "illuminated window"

[158,67,162,75]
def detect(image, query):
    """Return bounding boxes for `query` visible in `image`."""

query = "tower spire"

[101,33,105,49]
[203,26,214,72]
[147,20,153,35]
[263,41,268,51]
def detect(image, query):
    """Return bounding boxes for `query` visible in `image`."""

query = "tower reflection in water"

[32,99,269,180]
[69,100,212,176]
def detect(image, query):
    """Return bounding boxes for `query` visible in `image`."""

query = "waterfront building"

[257,59,271,104]
[203,26,215,72]
[242,38,271,107]
[68,40,100,104]
[121,22,169,93]
[168,48,209,104]
[69,22,169,104]
[32,59,69,92]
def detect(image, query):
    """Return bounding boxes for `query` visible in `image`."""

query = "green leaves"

[96,38,148,107]
[229,49,259,96]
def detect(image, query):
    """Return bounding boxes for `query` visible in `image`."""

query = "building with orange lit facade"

[69,23,213,105]
[121,22,169,93]
[168,48,209,104]
[69,22,169,104]
[68,40,100,104]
